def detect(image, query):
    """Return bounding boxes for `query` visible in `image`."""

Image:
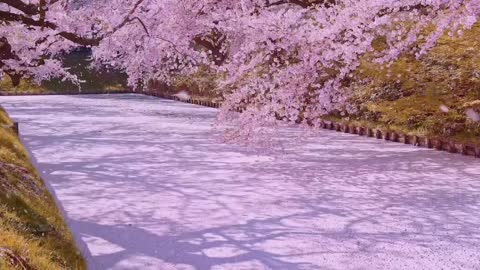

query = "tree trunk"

[7,72,22,87]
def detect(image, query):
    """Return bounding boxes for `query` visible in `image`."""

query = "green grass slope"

[334,23,480,145]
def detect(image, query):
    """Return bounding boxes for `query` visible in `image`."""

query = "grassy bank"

[147,66,222,103]
[344,23,480,145]
[0,108,86,269]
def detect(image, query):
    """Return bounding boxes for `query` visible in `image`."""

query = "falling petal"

[439,105,449,113]
[173,91,191,100]
[466,109,480,122]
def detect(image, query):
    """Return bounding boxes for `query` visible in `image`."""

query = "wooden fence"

[142,91,221,109]
[316,121,480,158]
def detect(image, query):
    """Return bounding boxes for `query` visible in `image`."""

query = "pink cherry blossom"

[2,0,479,141]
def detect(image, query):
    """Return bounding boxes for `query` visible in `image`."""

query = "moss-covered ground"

[343,23,480,145]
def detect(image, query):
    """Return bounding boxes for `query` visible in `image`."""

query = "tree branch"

[0,0,39,15]
[0,10,55,28]
[107,0,145,35]
[0,0,147,47]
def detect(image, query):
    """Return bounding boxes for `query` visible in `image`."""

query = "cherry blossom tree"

[2,0,479,141]
[0,0,144,86]
[84,0,480,141]
[209,0,480,142]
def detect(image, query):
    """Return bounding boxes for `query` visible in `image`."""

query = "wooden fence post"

[426,138,433,148]
[475,146,480,158]
[350,126,357,134]
[335,123,342,132]
[12,122,19,135]
[447,141,458,153]
[391,132,399,142]
[383,131,390,140]
[358,127,365,136]
[367,128,374,137]
[434,139,443,150]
